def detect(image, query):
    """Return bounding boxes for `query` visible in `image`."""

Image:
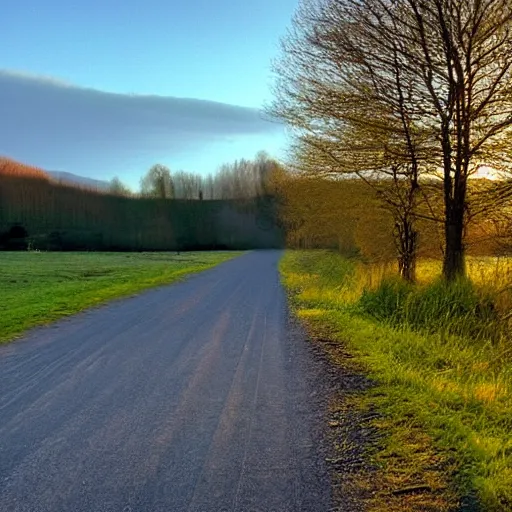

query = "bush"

[404,279,499,340]
[27,231,105,251]
[358,278,413,322]
[359,277,500,341]
[0,224,29,250]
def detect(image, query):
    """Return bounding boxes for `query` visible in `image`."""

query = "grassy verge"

[0,251,240,343]
[280,250,512,512]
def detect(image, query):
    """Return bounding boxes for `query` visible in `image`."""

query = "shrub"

[358,278,413,322]
[359,277,500,341]
[0,224,29,250]
[404,279,499,340]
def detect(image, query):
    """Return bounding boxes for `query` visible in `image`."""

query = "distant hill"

[0,156,50,180]
[0,157,111,191]
[47,171,110,191]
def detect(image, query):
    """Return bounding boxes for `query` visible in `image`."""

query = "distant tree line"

[272,170,509,264]
[3,153,510,260]
[108,151,280,201]
[0,155,284,252]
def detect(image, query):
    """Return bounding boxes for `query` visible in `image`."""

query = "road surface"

[0,251,332,512]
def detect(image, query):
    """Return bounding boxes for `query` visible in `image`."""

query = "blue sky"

[1,0,297,188]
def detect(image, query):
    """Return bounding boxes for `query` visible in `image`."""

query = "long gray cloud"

[0,70,281,175]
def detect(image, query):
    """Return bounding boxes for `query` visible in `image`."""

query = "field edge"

[0,251,242,344]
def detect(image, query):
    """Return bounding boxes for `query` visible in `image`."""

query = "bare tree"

[140,164,174,199]
[108,177,132,197]
[270,0,512,280]
[172,170,203,199]
[270,0,435,281]
[393,0,512,279]
[138,153,282,201]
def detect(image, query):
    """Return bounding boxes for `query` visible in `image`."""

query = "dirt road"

[0,251,332,512]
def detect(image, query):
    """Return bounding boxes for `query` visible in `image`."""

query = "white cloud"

[0,69,74,88]
[0,69,282,177]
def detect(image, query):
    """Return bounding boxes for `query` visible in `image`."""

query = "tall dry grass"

[281,250,512,510]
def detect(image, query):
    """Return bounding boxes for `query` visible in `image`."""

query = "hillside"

[47,171,110,191]
[0,157,110,191]
[0,157,50,180]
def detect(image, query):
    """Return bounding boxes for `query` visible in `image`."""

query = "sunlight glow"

[473,166,500,180]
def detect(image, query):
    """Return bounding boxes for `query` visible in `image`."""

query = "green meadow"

[0,251,239,343]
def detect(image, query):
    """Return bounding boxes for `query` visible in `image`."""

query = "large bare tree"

[270,0,512,280]
[270,0,435,281]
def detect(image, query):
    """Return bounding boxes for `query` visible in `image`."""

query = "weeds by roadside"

[280,250,512,511]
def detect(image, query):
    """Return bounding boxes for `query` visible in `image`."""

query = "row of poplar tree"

[108,151,280,202]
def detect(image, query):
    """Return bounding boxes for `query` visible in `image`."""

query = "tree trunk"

[443,206,465,281]
[395,216,417,283]
[398,254,416,283]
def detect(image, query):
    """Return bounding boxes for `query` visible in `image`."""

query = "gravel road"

[0,251,334,512]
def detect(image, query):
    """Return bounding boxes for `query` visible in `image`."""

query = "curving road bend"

[0,251,331,512]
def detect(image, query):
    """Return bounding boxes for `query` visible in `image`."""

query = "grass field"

[0,251,240,343]
[281,250,512,512]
